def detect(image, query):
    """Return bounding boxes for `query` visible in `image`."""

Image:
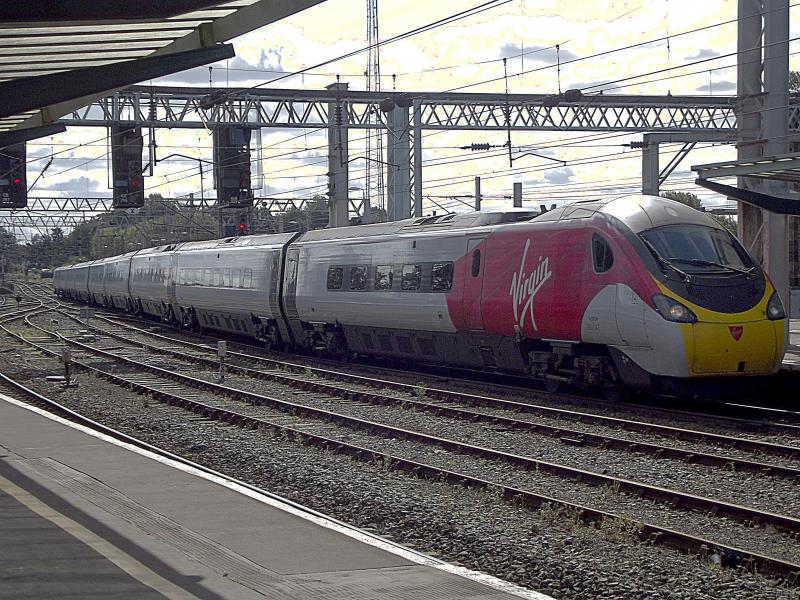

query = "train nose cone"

[691,320,778,375]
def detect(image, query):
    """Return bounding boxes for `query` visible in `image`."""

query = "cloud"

[543,167,575,185]
[37,176,103,194]
[27,146,52,160]
[567,80,613,92]
[499,43,578,63]
[686,48,720,60]
[279,150,326,166]
[695,80,736,93]
[149,47,293,87]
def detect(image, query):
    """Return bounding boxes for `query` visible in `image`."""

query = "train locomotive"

[55,194,786,396]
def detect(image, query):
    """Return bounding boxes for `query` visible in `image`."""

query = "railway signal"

[213,126,253,208]
[111,124,144,209]
[0,143,27,208]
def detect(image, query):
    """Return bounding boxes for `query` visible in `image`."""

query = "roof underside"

[693,152,800,185]
[0,0,324,135]
[692,152,800,216]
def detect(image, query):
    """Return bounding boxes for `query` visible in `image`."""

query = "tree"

[660,191,737,235]
[0,227,18,277]
[660,191,701,209]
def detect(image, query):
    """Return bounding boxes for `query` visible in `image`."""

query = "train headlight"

[652,294,697,323]
[766,291,786,320]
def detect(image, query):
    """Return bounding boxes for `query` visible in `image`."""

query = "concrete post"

[413,99,423,217]
[386,103,411,221]
[641,135,660,196]
[763,0,791,323]
[736,0,764,261]
[513,182,522,208]
[326,82,349,228]
[474,177,482,211]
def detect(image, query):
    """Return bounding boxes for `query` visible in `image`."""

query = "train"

[54,194,787,397]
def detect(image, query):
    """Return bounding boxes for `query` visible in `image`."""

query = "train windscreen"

[639,224,753,275]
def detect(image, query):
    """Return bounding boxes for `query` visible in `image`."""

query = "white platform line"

[0,393,553,600]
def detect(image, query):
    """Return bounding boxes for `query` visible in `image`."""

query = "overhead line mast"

[365,0,384,223]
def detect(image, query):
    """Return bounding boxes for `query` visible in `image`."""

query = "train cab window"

[471,250,481,277]
[592,234,614,273]
[375,265,393,290]
[350,265,368,290]
[431,262,454,291]
[401,264,421,291]
[327,266,343,290]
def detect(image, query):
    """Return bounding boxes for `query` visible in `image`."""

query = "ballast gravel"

[0,346,798,599]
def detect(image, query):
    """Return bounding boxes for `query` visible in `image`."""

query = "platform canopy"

[0,0,325,147]
[693,152,800,216]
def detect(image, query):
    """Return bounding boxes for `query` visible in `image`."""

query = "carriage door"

[283,247,300,321]
[461,238,486,331]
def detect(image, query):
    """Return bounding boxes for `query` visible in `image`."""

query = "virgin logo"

[509,239,552,331]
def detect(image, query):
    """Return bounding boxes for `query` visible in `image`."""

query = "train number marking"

[509,239,552,331]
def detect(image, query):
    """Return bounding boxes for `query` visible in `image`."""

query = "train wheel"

[542,375,561,394]
[603,385,624,403]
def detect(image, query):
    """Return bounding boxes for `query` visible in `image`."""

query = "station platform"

[0,394,546,600]
[782,319,800,372]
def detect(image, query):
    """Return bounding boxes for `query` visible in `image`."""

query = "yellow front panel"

[691,320,778,374]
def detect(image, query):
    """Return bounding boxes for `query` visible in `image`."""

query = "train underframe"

[69,292,702,398]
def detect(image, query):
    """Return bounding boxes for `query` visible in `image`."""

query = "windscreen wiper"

[639,237,691,282]
[664,257,753,276]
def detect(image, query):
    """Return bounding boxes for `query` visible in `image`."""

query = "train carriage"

[87,258,107,305]
[103,252,136,310]
[172,233,297,342]
[284,210,537,365]
[129,245,179,319]
[55,261,93,302]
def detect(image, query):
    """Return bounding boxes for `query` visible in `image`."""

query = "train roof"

[176,232,297,252]
[296,208,542,243]
[532,194,723,233]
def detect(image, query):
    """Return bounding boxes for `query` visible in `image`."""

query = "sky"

[24,0,800,218]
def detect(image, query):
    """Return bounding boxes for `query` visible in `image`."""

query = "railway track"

[75,311,800,463]
[1,303,798,584]
[97,306,800,432]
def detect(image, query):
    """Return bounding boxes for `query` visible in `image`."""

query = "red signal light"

[238,223,246,231]
[12,177,22,185]
[131,178,140,186]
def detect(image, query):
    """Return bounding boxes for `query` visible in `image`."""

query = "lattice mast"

[365,0,384,216]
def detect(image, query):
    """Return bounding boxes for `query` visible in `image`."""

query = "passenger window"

[401,264,421,291]
[592,234,614,273]
[327,266,343,290]
[471,250,481,277]
[244,269,252,289]
[350,265,367,290]
[233,268,242,288]
[431,262,454,291]
[375,265,393,290]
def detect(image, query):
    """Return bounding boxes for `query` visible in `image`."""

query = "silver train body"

[54,213,522,365]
